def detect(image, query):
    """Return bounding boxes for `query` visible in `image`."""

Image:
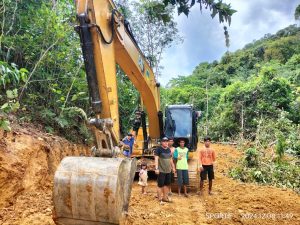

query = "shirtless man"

[168,138,175,155]
[199,136,216,195]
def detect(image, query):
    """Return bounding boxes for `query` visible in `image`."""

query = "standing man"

[168,138,175,155]
[168,138,175,196]
[173,139,189,197]
[199,136,216,195]
[155,137,176,203]
[122,133,134,157]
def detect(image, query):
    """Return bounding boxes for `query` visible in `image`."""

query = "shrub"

[244,148,259,167]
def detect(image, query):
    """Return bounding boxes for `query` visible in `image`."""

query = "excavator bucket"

[53,157,136,225]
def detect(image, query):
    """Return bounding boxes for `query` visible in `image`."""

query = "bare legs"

[178,185,188,197]
[163,186,169,199]
[200,179,213,195]
[209,180,213,194]
[183,185,188,196]
[200,180,204,194]
[157,187,162,200]
[141,186,146,194]
[158,186,169,201]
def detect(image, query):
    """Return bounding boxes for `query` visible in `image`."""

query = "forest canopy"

[0,1,299,157]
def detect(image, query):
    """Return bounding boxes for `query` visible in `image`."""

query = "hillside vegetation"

[163,25,300,192]
[163,25,300,155]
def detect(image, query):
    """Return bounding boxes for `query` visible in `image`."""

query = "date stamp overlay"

[205,212,295,220]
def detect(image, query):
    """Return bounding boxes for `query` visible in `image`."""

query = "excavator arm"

[75,0,161,157]
[53,1,162,224]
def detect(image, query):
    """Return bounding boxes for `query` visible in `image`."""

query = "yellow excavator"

[53,0,200,224]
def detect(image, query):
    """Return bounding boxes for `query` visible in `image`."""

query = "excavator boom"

[76,0,161,142]
[53,0,162,224]
[53,0,200,224]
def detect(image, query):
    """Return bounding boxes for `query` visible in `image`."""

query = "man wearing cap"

[155,137,176,203]
[122,133,134,157]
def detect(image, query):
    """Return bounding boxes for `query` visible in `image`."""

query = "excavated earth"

[0,124,299,225]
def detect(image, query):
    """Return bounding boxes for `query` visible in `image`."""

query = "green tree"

[295,4,300,21]
[162,0,236,47]
[128,0,182,76]
[0,0,91,140]
[163,0,236,22]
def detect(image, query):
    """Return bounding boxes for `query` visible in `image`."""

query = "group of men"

[154,136,216,203]
[121,133,216,203]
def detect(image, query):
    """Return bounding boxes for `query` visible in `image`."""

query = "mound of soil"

[0,124,90,225]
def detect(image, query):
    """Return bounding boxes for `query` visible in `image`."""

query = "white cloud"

[159,0,298,86]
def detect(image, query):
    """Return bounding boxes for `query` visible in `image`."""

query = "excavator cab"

[165,105,201,192]
[164,105,199,151]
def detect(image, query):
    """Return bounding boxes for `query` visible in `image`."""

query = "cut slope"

[0,124,90,225]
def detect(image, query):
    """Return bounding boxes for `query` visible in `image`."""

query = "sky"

[159,0,299,86]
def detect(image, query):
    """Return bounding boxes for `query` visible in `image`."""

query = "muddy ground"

[0,124,299,225]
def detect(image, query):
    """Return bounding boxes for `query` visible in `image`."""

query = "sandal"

[162,197,172,203]
[159,199,165,205]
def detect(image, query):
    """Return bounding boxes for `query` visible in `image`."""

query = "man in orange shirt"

[199,136,216,195]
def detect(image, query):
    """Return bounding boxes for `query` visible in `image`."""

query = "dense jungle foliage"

[0,0,299,153]
[0,0,91,142]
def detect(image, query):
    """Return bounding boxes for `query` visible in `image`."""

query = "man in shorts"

[199,136,216,195]
[173,139,189,197]
[155,137,176,203]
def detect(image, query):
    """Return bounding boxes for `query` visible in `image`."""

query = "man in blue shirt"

[122,133,134,157]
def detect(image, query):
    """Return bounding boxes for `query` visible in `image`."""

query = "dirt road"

[125,144,300,225]
[0,126,299,225]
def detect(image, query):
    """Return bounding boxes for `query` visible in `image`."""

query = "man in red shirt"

[199,136,216,195]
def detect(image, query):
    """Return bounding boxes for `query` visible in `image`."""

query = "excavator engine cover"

[53,157,136,225]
